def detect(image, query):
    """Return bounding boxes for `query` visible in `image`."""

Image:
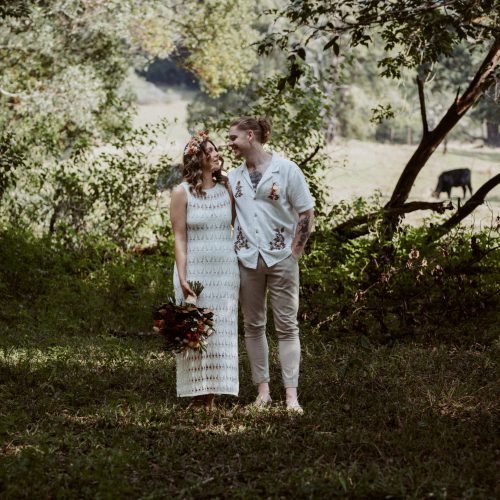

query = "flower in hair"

[184,131,209,157]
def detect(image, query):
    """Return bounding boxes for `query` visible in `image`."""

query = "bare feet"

[253,382,272,407]
[253,393,272,407]
[204,394,215,409]
[285,387,303,414]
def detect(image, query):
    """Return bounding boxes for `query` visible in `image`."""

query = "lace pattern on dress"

[173,182,239,397]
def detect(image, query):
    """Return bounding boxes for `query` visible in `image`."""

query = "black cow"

[432,168,472,199]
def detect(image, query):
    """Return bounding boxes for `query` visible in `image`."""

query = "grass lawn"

[1,87,497,498]
[1,324,498,498]
[0,232,498,498]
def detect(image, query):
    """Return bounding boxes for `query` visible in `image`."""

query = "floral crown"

[184,131,209,157]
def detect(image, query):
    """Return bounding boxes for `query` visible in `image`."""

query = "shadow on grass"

[1,335,498,498]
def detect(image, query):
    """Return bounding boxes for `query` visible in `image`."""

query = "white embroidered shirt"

[228,152,315,269]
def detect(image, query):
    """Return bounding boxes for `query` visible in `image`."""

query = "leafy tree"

[420,42,500,145]
[0,132,25,204]
[193,69,333,214]
[259,0,500,235]
[471,85,500,146]
[0,0,259,241]
[0,0,258,156]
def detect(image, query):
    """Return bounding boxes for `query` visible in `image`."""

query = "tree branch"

[457,38,500,113]
[332,200,454,236]
[426,174,500,243]
[297,0,463,38]
[417,75,429,136]
[385,37,500,210]
[298,144,321,169]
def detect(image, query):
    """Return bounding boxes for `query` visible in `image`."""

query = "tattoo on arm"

[296,215,311,247]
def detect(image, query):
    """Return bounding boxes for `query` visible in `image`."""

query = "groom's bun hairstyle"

[231,116,272,144]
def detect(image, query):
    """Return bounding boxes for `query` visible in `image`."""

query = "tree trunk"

[385,38,500,211]
[406,126,412,145]
[485,120,500,147]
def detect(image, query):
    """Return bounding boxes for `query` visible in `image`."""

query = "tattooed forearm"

[291,211,314,256]
[296,215,311,247]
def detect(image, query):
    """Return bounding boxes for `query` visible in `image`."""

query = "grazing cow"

[432,168,473,199]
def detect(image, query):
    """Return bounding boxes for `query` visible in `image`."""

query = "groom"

[228,116,315,412]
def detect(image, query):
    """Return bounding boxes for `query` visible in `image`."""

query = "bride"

[169,132,239,408]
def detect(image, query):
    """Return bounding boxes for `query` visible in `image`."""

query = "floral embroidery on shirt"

[235,181,243,198]
[234,226,250,252]
[269,227,285,250]
[268,182,280,200]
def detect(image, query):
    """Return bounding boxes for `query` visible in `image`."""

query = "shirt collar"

[238,152,280,175]
[239,161,252,190]
[269,152,280,173]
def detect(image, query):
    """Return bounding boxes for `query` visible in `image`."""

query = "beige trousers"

[239,254,300,388]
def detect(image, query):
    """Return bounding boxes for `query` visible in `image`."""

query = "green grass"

[1,332,498,498]
[0,230,498,498]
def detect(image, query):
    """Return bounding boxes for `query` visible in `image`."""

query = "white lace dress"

[173,182,240,397]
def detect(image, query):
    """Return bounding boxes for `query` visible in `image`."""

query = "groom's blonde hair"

[231,116,272,144]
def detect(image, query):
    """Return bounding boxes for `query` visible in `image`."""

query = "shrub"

[0,227,175,341]
[1,121,173,249]
[301,206,500,344]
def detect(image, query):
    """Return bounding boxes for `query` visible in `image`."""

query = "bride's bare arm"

[170,186,195,298]
[228,183,236,227]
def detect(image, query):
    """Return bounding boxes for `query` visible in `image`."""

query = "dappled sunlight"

[2,336,497,497]
[1,0,499,496]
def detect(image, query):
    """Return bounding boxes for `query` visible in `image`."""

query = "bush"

[0,227,175,342]
[1,121,173,249]
[301,205,500,344]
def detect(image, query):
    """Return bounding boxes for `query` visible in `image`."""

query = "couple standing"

[170,117,314,411]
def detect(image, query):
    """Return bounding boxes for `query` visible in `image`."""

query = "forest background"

[0,1,499,498]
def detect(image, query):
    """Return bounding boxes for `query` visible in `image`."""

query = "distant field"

[135,87,500,227]
[133,86,196,152]
[324,140,499,226]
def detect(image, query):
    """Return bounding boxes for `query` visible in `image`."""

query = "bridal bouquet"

[153,281,214,354]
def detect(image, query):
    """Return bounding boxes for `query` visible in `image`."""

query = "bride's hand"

[180,280,196,300]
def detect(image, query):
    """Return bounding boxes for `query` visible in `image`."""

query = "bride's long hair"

[182,139,228,197]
